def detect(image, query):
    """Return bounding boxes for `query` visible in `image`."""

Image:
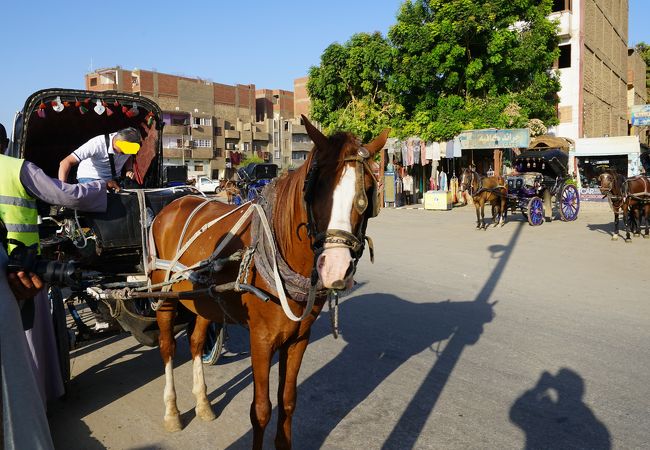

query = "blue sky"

[1,1,648,133]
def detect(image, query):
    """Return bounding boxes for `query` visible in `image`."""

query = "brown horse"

[597,170,627,240]
[149,116,388,449]
[459,168,507,229]
[622,175,650,240]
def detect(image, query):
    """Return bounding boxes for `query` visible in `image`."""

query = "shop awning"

[573,136,641,157]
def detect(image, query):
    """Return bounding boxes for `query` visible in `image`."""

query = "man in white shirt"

[58,127,142,188]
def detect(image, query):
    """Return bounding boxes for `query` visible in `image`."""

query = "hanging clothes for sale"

[450,175,459,204]
[420,141,427,165]
[453,137,462,158]
[432,142,441,161]
[438,170,448,191]
[401,141,409,167]
[425,142,434,161]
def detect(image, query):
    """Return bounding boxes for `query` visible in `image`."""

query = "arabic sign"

[630,104,650,126]
[458,128,530,149]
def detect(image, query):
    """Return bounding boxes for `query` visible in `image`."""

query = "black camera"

[7,242,101,287]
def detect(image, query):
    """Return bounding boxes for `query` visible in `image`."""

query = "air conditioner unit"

[191,124,200,129]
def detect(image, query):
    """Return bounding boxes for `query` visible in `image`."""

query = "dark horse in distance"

[459,167,508,229]
[149,115,389,449]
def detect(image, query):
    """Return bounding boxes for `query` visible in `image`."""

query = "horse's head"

[302,115,389,290]
[459,168,476,193]
[598,170,620,195]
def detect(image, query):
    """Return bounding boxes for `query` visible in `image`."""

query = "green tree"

[308,32,401,141]
[389,0,561,140]
[308,0,562,143]
[238,154,263,168]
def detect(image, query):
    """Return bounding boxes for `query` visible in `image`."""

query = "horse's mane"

[272,132,355,261]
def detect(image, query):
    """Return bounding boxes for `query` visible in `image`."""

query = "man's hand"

[7,271,44,301]
[106,179,121,192]
[126,170,135,180]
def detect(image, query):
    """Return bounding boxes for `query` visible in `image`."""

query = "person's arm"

[21,161,108,213]
[58,153,79,182]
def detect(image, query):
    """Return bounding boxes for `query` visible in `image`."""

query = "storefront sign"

[630,104,650,126]
[579,187,607,202]
[459,128,530,150]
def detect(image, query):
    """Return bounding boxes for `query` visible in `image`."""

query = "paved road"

[49,205,649,449]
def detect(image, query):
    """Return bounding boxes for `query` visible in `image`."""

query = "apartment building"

[86,67,279,179]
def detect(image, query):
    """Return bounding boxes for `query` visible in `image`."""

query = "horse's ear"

[302,115,329,154]
[365,128,391,155]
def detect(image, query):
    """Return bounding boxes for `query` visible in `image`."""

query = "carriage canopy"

[514,148,569,178]
[237,163,278,182]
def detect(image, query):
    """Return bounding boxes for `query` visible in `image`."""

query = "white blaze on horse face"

[317,165,356,289]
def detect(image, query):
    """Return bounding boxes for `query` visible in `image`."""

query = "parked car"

[195,176,220,194]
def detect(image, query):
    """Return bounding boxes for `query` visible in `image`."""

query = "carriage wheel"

[50,287,71,391]
[527,197,544,226]
[558,184,580,221]
[186,319,225,365]
[247,187,259,202]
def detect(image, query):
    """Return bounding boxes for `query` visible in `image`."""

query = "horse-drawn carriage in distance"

[8,88,227,379]
[232,162,278,205]
[506,148,580,226]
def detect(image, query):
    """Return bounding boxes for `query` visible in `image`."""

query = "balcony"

[253,131,270,141]
[163,148,184,158]
[191,148,213,159]
[164,124,188,135]
[550,10,572,38]
[291,141,312,152]
[224,130,240,139]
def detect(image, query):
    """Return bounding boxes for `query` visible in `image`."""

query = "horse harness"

[303,147,379,285]
[462,170,505,197]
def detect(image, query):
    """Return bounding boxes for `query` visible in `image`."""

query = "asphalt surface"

[48,204,649,449]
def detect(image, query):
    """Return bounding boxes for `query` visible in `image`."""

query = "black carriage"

[9,89,225,378]
[506,148,580,226]
[233,163,278,205]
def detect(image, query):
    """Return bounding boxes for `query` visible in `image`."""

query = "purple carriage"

[507,148,580,226]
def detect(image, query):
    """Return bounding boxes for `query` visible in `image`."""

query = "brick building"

[85,68,312,179]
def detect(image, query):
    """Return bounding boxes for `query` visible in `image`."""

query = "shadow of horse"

[509,368,611,449]
[48,335,192,449]
[227,293,495,449]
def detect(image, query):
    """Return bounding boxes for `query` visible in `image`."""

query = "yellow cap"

[115,140,141,155]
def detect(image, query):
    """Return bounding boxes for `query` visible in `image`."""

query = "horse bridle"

[303,146,378,286]
[460,170,479,196]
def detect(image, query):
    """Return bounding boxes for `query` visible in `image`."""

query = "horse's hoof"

[624,239,632,244]
[643,235,649,239]
[164,415,183,432]
[196,404,217,422]
[611,235,619,241]
[634,233,640,238]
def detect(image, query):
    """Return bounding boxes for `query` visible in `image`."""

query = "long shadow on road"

[228,223,524,449]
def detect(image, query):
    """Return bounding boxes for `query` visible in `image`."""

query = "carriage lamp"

[94,99,106,115]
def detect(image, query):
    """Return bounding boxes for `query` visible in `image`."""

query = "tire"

[558,184,580,221]
[527,197,544,226]
[50,287,71,391]
[186,319,225,366]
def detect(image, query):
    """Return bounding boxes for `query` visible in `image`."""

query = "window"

[226,142,236,150]
[552,0,571,12]
[558,44,571,68]
[89,77,97,87]
[274,151,280,159]
[194,139,212,148]
[132,76,139,86]
[176,138,183,148]
[284,121,289,131]
[273,131,279,148]
[215,126,222,136]
[214,148,223,158]
[195,165,204,172]
[243,142,250,151]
